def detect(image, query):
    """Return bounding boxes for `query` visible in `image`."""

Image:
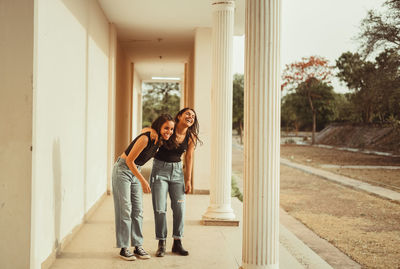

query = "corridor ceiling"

[98,0,245,81]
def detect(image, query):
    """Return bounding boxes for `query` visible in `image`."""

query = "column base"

[201,218,239,226]
[240,263,279,269]
[202,204,237,226]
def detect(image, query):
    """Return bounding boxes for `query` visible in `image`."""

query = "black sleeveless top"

[154,132,190,163]
[124,132,160,166]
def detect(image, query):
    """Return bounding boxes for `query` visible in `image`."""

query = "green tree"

[232,74,244,143]
[281,81,336,134]
[282,56,333,144]
[374,49,400,121]
[281,93,303,133]
[331,93,360,123]
[358,0,400,56]
[336,50,400,123]
[336,52,378,123]
[142,82,180,127]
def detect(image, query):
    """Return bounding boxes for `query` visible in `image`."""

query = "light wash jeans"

[112,157,143,248]
[150,158,186,240]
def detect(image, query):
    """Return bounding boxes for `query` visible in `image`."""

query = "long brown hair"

[170,108,203,148]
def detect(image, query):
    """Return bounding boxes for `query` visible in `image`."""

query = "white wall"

[193,28,212,191]
[0,1,34,268]
[31,0,109,268]
[132,70,142,135]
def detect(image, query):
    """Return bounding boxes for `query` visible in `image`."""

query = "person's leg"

[169,162,188,256]
[112,158,136,261]
[129,166,151,259]
[112,159,134,248]
[150,160,171,257]
[130,166,143,247]
[151,161,170,240]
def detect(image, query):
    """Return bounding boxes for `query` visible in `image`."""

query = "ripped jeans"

[112,157,143,248]
[150,158,186,240]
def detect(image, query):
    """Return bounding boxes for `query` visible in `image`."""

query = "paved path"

[320,164,400,169]
[314,144,400,157]
[281,158,400,203]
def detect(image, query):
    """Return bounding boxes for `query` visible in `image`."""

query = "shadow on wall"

[52,139,62,253]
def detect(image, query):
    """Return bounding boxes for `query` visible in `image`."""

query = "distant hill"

[315,124,400,154]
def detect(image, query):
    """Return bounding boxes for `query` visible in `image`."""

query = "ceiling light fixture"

[151,77,181,81]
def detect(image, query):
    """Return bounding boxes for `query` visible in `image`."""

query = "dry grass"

[280,146,400,269]
[281,145,400,190]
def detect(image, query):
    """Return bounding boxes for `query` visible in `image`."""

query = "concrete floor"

[48,139,362,269]
[49,193,307,269]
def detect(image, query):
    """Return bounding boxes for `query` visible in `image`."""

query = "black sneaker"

[172,239,189,256]
[134,246,151,259]
[156,240,166,257]
[119,248,136,261]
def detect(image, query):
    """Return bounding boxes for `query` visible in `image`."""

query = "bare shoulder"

[136,133,149,144]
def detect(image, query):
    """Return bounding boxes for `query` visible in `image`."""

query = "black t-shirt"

[124,132,159,166]
[154,132,190,163]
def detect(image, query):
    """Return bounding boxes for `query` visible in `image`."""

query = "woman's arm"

[125,135,152,193]
[184,136,195,194]
[141,127,158,141]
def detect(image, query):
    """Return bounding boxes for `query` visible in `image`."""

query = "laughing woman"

[149,108,202,257]
[112,114,174,261]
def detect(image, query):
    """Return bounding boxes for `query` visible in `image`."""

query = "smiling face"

[160,120,174,140]
[178,109,196,127]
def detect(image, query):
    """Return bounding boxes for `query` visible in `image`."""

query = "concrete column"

[241,0,281,268]
[203,0,235,220]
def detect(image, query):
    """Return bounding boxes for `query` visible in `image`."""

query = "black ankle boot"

[172,239,189,256]
[156,240,166,257]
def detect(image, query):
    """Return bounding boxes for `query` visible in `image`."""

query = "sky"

[233,0,386,93]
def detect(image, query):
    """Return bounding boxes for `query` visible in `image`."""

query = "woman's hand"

[185,180,191,194]
[140,180,151,193]
[141,127,158,142]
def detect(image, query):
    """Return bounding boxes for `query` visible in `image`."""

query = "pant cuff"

[172,235,183,239]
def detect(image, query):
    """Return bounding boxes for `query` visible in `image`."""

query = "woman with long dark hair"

[112,114,174,261]
[149,108,202,257]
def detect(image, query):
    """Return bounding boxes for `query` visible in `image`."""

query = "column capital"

[211,1,235,11]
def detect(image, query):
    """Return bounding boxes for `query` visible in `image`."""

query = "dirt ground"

[279,145,400,269]
[280,145,400,192]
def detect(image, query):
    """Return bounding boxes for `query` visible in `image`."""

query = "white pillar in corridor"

[241,0,281,268]
[203,0,235,220]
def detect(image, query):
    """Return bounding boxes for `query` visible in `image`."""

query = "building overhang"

[98,0,245,81]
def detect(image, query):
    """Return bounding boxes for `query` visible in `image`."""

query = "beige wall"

[107,23,117,194]
[193,28,212,191]
[0,1,34,268]
[183,50,195,109]
[31,0,110,268]
[115,42,132,156]
[132,69,143,135]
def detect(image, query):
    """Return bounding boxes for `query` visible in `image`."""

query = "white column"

[202,1,235,220]
[241,0,281,268]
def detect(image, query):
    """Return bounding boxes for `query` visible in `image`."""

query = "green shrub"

[231,174,243,202]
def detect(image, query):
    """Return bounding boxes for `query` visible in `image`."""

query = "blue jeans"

[150,159,186,240]
[112,157,143,248]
